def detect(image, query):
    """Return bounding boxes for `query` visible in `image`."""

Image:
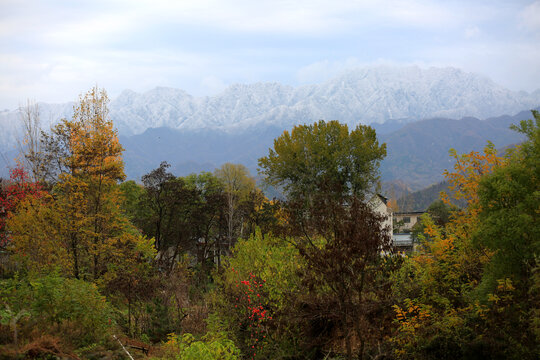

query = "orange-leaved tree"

[8,87,150,282]
[391,143,506,358]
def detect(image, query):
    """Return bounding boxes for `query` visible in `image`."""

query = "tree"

[214,163,256,248]
[140,161,175,252]
[425,199,457,227]
[118,180,145,222]
[63,86,126,280]
[183,172,227,268]
[17,100,43,182]
[389,120,540,359]
[210,229,303,359]
[259,120,392,359]
[390,144,504,359]
[286,189,398,359]
[475,110,540,292]
[7,87,138,281]
[0,166,46,250]
[470,111,540,356]
[258,120,386,202]
[410,200,458,241]
[102,233,157,337]
[240,188,279,238]
[139,163,225,272]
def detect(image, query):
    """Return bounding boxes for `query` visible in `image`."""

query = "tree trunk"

[345,329,352,360]
[128,298,132,337]
[71,235,79,279]
[358,340,365,360]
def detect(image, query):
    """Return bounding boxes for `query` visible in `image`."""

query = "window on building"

[403,217,411,223]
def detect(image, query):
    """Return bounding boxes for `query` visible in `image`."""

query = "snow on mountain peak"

[1,66,539,149]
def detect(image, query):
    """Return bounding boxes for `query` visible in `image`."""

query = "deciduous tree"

[258,120,386,202]
[7,87,142,282]
[17,100,43,182]
[259,120,392,359]
[214,163,256,248]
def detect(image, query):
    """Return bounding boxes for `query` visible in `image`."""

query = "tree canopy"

[258,120,386,201]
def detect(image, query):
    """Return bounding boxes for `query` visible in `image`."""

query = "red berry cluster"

[231,269,272,359]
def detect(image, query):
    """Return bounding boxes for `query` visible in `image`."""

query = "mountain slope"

[117,109,534,185]
[379,109,532,189]
[109,66,540,135]
[2,65,539,152]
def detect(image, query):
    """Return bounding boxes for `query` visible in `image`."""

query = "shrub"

[0,273,114,350]
[154,332,240,360]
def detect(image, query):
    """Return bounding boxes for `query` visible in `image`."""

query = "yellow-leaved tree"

[391,143,505,358]
[8,87,154,282]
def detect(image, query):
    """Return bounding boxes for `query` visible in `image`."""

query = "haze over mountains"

[106,65,540,135]
[0,65,538,189]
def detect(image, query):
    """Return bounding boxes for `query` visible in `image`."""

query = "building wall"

[370,196,393,235]
[394,212,423,232]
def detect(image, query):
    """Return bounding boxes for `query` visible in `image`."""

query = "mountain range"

[0,65,538,189]
[108,66,540,136]
[118,109,530,190]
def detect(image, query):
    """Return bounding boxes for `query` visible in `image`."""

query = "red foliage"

[0,166,46,248]
[232,270,272,359]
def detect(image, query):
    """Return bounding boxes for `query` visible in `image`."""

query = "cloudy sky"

[1,0,539,110]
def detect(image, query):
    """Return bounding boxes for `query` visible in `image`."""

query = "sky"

[1,0,539,110]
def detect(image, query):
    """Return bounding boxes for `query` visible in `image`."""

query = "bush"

[154,332,240,360]
[209,229,303,359]
[0,273,114,350]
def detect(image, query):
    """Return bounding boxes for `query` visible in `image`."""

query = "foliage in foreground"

[0,273,114,355]
[152,332,240,360]
[391,111,540,359]
[209,229,303,359]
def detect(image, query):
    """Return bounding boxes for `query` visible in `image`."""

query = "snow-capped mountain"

[111,65,540,135]
[1,65,539,150]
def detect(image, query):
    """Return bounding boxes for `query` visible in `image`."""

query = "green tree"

[210,229,303,359]
[140,161,175,252]
[470,111,540,357]
[258,120,386,202]
[258,120,392,359]
[475,111,539,293]
[184,172,227,268]
[118,180,145,222]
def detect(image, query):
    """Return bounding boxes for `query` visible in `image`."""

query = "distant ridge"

[108,65,540,135]
[379,109,533,189]
[114,109,534,186]
[1,66,538,187]
[394,181,467,212]
[1,65,539,151]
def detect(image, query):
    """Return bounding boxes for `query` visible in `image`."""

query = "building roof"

[393,233,413,246]
[394,211,424,215]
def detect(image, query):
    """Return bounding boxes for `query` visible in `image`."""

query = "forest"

[0,87,538,360]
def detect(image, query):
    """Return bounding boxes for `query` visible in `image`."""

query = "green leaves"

[157,332,240,360]
[0,273,114,348]
[474,110,540,297]
[209,229,302,358]
[258,120,386,201]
